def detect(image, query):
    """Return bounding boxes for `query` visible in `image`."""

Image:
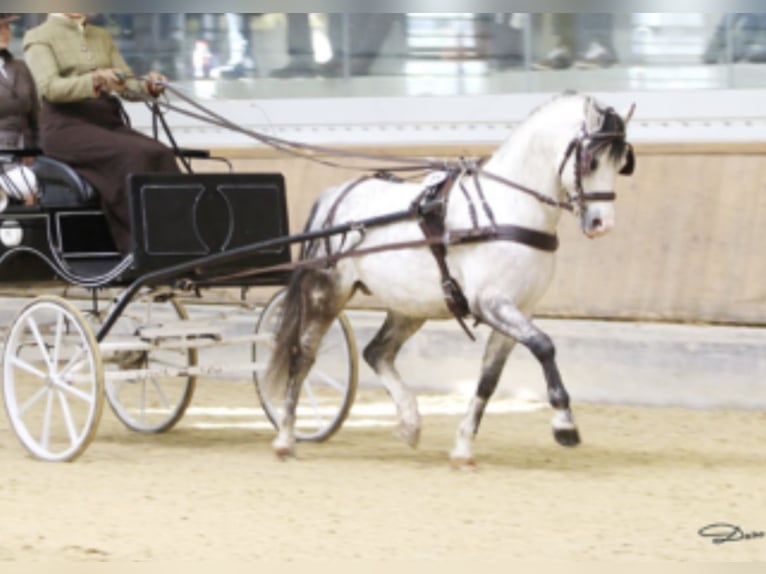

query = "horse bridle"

[557,122,634,214]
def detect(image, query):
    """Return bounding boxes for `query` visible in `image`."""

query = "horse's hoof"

[394,423,420,448]
[272,437,295,460]
[554,428,581,447]
[274,447,295,460]
[449,457,477,471]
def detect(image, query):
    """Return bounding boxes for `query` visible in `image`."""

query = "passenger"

[23,12,180,254]
[0,13,39,208]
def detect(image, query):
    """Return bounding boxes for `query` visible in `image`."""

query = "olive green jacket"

[22,15,147,103]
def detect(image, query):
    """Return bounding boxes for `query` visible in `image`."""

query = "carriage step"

[137,321,225,341]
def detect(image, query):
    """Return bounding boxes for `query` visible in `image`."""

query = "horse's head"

[558,96,636,238]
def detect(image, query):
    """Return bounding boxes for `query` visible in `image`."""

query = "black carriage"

[0,149,358,462]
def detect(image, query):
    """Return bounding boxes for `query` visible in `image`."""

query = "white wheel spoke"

[27,316,52,369]
[41,389,54,450]
[307,368,346,393]
[149,376,172,409]
[107,378,126,395]
[51,378,94,404]
[18,385,50,417]
[8,354,47,379]
[56,389,80,446]
[301,380,325,427]
[318,338,340,355]
[52,312,65,367]
[58,346,88,379]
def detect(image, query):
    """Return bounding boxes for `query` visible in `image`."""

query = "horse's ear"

[583,97,603,133]
[622,102,636,126]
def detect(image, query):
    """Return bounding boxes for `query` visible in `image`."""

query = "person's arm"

[101,31,167,102]
[23,38,99,102]
[98,31,166,100]
[103,32,142,96]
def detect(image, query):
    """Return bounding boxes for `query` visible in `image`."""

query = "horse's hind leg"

[270,269,349,458]
[362,312,425,447]
[476,298,580,447]
[451,329,516,467]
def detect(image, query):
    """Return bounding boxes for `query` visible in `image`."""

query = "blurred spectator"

[320,14,400,76]
[270,13,399,78]
[703,13,766,63]
[192,38,213,78]
[269,14,316,77]
[486,13,524,70]
[212,13,256,78]
[533,13,618,70]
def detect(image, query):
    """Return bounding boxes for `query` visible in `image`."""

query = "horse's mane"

[593,105,629,163]
[525,89,582,121]
[518,90,628,162]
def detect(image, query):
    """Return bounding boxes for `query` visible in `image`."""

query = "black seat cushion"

[32,156,99,208]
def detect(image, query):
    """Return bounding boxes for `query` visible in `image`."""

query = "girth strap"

[414,172,476,340]
[449,224,559,252]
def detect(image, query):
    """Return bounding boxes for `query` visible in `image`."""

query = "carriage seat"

[32,156,99,208]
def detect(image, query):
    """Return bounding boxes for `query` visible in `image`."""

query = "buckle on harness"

[423,170,448,188]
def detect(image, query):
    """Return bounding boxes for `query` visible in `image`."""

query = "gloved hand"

[144,71,167,97]
[92,68,126,94]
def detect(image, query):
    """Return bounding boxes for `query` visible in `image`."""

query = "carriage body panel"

[129,172,291,286]
[0,166,291,288]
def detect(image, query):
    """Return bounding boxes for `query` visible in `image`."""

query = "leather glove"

[92,68,126,94]
[144,71,167,98]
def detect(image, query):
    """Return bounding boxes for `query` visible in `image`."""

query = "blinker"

[619,144,635,176]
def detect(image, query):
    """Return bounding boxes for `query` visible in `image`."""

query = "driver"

[23,13,180,254]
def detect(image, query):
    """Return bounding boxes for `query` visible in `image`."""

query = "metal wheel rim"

[102,292,197,433]
[2,296,104,462]
[253,289,358,442]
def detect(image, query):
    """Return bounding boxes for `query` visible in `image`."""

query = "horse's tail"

[264,267,307,387]
[266,190,335,387]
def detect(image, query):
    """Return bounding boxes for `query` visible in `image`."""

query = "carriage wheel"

[102,292,197,433]
[2,296,104,462]
[253,288,358,442]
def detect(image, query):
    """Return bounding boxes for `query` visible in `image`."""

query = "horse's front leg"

[451,329,516,468]
[475,297,581,447]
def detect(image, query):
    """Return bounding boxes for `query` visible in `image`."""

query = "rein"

[137,81,591,212]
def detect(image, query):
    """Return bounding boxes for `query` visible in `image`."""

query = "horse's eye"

[589,157,599,172]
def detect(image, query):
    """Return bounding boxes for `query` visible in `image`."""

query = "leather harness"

[151,85,630,338]
[411,168,560,339]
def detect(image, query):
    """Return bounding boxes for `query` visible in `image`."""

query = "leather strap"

[449,224,559,252]
[415,172,476,339]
